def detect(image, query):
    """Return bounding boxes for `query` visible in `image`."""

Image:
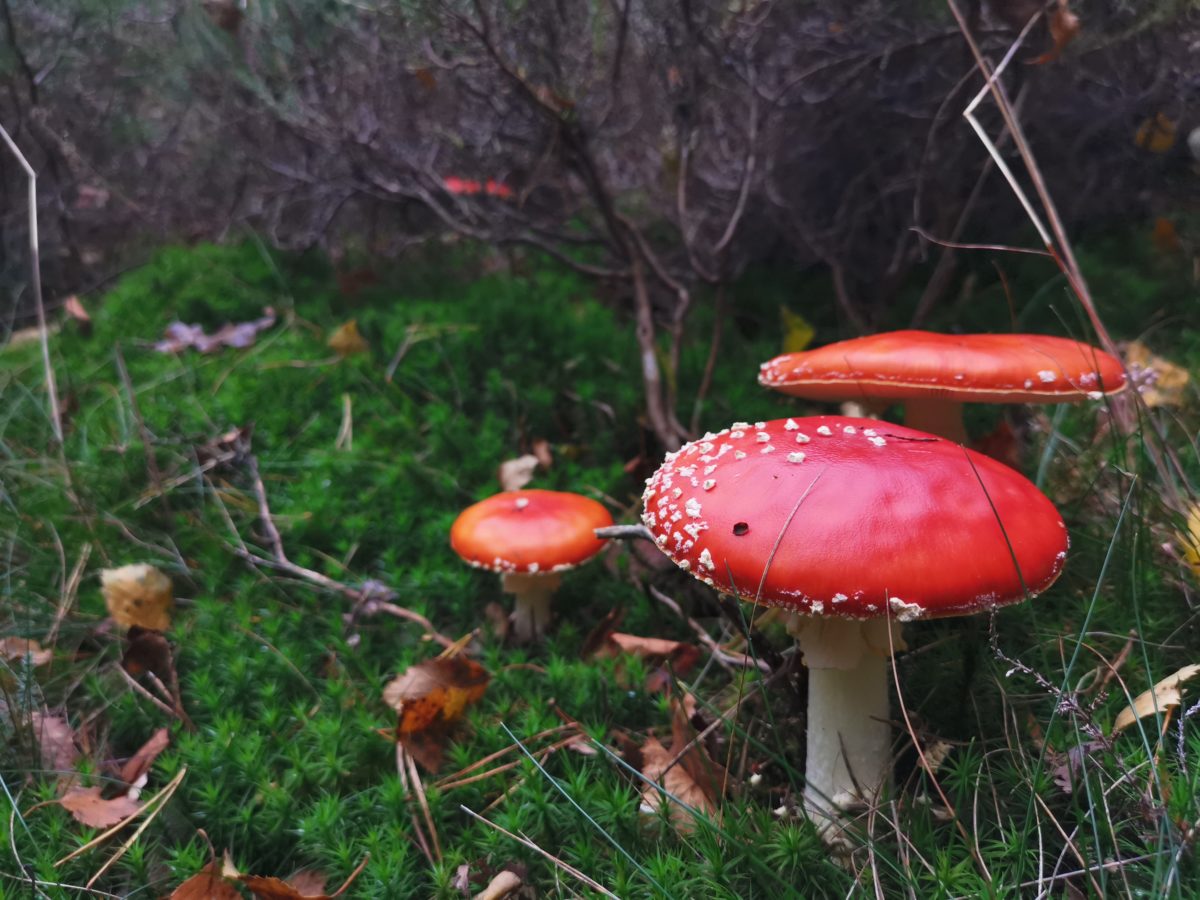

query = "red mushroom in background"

[641,416,1067,834]
[759,331,1127,443]
[451,489,613,642]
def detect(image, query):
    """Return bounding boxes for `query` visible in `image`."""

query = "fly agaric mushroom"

[641,416,1067,832]
[758,331,1127,443]
[451,489,613,642]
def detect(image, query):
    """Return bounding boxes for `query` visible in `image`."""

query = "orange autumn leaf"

[118,727,170,790]
[224,852,368,899]
[383,656,490,734]
[1,637,52,666]
[1135,113,1177,154]
[169,861,242,900]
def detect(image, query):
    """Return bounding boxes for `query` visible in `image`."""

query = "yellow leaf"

[327,320,369,357]
[1112,663,1200,734]
[1125,340,1190,407]
[102,564,173,631]
[1135,113,1177,154]
[1180,504,1200,575]
[779,306,815,354]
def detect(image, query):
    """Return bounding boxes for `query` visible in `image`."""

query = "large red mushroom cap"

[641,416,1067,620]
[758,331,1126,404]
[451,489,613,575]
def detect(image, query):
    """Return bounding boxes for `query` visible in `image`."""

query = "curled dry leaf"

[473,869,523,900]
[1030,0,1080,64]
[497,454,540,492]
[0,637,52,666]
[169,861,242,900]
[1112,664,1200,734]
[383,655,490,771]
[58,785,143,828]
[102,564,173,631]
[118,727,170,789]
[155,308,276,354]
[327,319,369,357]
[1126,340,1190,408]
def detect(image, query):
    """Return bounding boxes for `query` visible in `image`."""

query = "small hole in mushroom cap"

[733,522,749,536]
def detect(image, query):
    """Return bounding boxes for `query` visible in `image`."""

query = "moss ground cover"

[2,234,1198,897]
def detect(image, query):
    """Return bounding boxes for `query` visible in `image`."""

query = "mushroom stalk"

[790,616,903,827]
[901,398,967,443]
[502,572,562,643]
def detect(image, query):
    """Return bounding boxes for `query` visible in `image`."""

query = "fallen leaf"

[227,854,368,899]
[531,439,553,469]
[1113,664,1200,734]
[1,637,52,666]
[102,564,173,631]
[29,711,80,775]
[638,701,727,833]
[63,295,93,336]
[497,454,540,492]
[473,869,522,900]
[118,728,170,789]
[383,656,490,771]
[384,656,490,734]
[327,319,369,357]
[154,309,276,354]
[169,861,242,900]
[1180,504,1200,576]
[1030,0,1080,64]
[58,785,143,828]
[1135,112,1177,154]
[1125,340,1190,408]
[593,631,701,696]
[779,305,815,354]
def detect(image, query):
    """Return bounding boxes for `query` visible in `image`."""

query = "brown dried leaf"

[497,454,540,492]
[595,631,701,695]
[102,564,173,631]
[169,861,242,900]
[1112,664,1200,734]
[1180,503,1200,577]
[1135,113,1177,154]
[118,727,170,788]
[638,703,726,833]
[58,785,142,828]
[232,856,367,899]
[327,319,369,357]
[30,711,80,774]
[1,637,52,666]
[384,656,490,733]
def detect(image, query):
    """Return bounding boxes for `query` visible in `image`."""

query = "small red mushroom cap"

[641,417,1068,620]
[451,489,613,575]
[759,331,1126,403]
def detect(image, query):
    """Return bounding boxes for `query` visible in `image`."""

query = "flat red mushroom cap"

[641,417,1068,620]
[451,489,613,575]
[759,331,1126,403]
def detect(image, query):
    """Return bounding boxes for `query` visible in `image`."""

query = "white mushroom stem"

[786,614,906,832]
[502,572,563,643]
[901,398,967,444]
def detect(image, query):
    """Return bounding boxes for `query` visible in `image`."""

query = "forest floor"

[2,232,1199,898]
